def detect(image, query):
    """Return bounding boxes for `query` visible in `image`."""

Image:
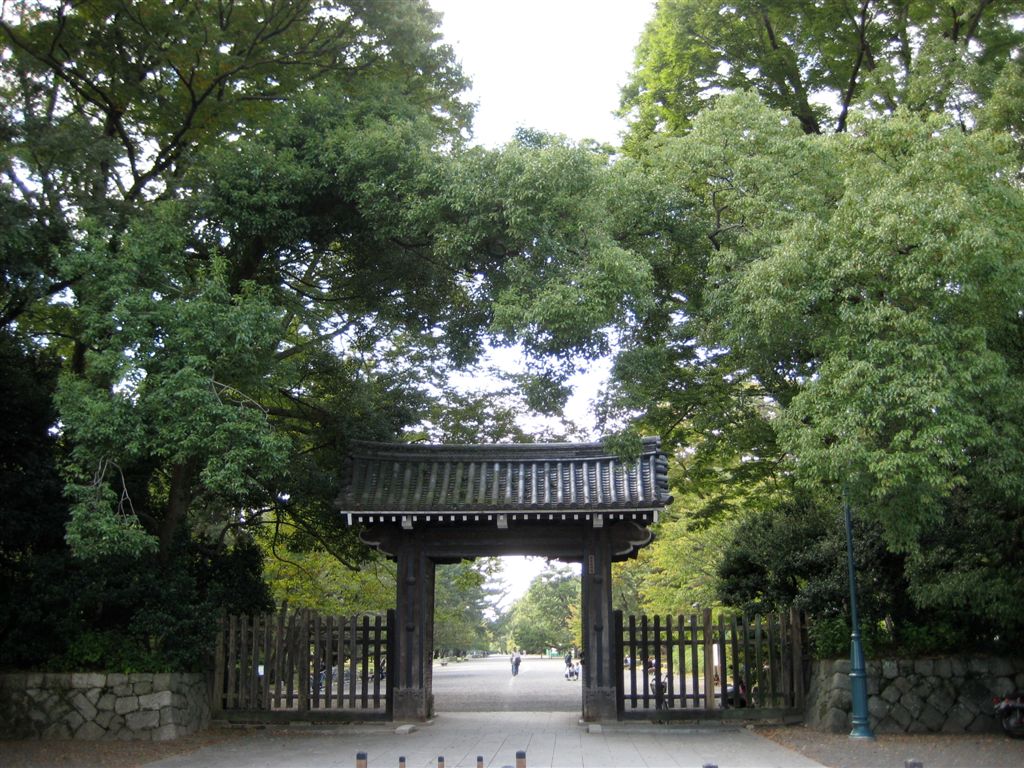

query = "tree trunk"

[160,458,197,561]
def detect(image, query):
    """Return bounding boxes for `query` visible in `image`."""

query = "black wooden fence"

[615,607,808,718]
[212,607,394,720]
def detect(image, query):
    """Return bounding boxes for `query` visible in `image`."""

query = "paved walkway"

[145,712,827,768]
[146,657,825,767]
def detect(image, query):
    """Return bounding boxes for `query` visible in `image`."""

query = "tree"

[621,0,1024,146]
[507,565,580,653]
[0,0,479,669]
[606,92,1024,646]
[434,559,504,656]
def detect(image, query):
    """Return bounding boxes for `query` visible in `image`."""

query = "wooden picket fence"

[615,607,808,719]
[212,607,394,721]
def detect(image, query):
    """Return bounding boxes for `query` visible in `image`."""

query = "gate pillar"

[581,524,616,721]
[393,534,436,721]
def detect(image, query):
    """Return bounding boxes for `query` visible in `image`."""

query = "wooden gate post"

[392,534,436,721]
[581,524,616,721]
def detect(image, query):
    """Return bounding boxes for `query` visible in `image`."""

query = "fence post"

[298,609,311,712]
[211,611,225,713]
[516,750,526,768]
[790,606,805,708]
[702,608,716,709]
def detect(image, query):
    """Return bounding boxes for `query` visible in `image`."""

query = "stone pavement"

[144,711,828,768]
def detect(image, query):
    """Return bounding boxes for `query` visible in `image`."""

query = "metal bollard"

[476,757,484,768]
[515,750,526,768]
[356,752,368,768]
[905,761,924,768]
[702,764,718,768]
[438,757,445,768]
[399,758,406,768]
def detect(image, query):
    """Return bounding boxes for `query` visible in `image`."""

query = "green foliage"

[622,0,1024,145]
[507,565,581,653]
[435,559,504,655]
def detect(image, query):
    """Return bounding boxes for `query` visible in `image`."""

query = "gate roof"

[337,437,671,528]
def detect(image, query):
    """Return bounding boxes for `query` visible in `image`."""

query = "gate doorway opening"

[337,438,670,721]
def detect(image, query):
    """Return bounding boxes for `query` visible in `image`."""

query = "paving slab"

[145,711,827,768]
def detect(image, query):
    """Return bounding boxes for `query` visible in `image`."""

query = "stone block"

[106,674,127,687]
[97,693,116,711]
[901,691,925,718]
[139,690,173,710]
[115,696,140,715]
[823,707,848,733]
[918,704,946,732]
[880,684,902,704]
[112,684,133,696]
[125,710,160,732]
[968,657,989,676]
[152,723,181,741]
[993,676,1015,696]
[914,659,934,677]
[42,721,72,739]
[394,723,417,735]
[133,681,153,695]
[71,673,107,689]
[930,686,956,716]
[942,703,975,732]
[991,658,1014,677]
[934,658,952,678]
[867,695,889,721]
[830,672,852,692]
[76,721,107,740]
[889,702,912,730]
[95,710,116,730]
[71,691,98,721]
[152,673,172,691]
[832,659,852,675]
[66,711,84,732]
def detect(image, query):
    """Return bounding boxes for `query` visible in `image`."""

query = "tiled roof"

[336,437,671,526]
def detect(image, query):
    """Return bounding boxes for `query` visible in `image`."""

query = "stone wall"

[0,672,209,741]
[805,656,1024,734]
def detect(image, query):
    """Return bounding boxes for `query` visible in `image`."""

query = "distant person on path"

[564,651,573,679]
[511,649,522,676]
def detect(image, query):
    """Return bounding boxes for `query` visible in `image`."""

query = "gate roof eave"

[335,437,673,525]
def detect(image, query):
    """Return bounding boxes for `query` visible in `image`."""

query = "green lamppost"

[843,486,875,739]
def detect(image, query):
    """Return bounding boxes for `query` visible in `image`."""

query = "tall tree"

[621,0,1024,146]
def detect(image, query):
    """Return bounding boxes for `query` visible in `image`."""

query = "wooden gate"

[615,607,808,720]
[212,607,394,721]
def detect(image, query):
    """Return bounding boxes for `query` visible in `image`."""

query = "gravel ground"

[758,724,1024,768]
[0,727,247,768]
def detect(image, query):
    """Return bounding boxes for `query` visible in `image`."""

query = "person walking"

[511,649,522,677]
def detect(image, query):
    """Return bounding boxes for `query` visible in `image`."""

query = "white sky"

[432,0,657,148]
[429,1,658,605]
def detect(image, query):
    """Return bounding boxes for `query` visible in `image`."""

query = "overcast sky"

[431,0,657,148]
[427,1,658,606]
